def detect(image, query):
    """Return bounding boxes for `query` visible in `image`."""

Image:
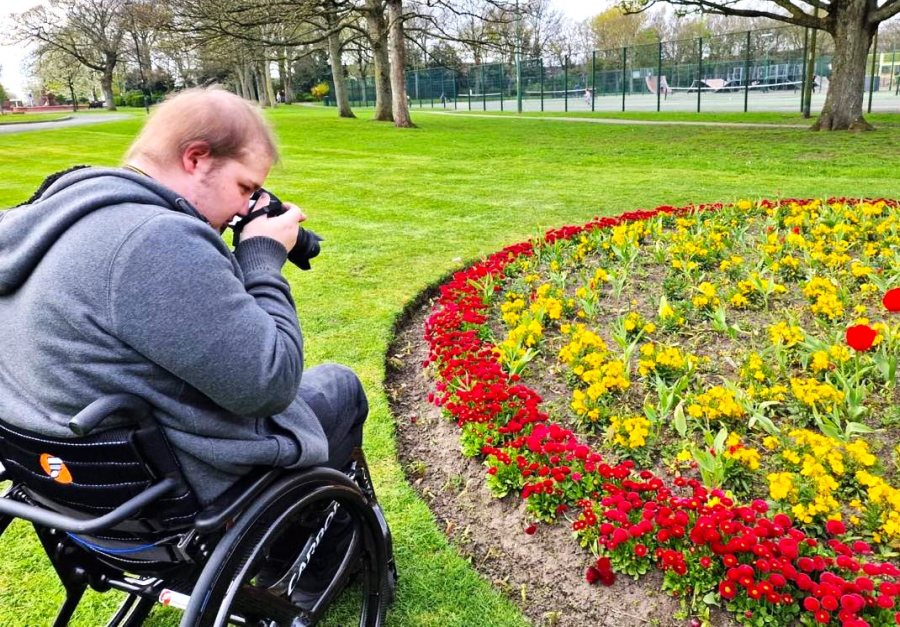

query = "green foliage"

[310,81,330,100]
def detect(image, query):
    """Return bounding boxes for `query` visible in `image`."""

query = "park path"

[415,109,811,129]
[0,113,131,135]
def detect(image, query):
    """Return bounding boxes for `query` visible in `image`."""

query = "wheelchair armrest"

[0,477,179,533]
[193,469,281,534]
[68,394,154,436]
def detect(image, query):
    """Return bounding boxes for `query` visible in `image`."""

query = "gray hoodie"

[0,167,327,504]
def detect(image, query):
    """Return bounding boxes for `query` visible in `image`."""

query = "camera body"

[232,189,322,270]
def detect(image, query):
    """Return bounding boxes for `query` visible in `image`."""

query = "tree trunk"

[237,65,250,99]
[102,52,117,110]
[812,0,875,131]
[101,72,116,110]
[386,0,414,128]
[283,49,294,104]
[365,0,393,121]
[253,68,264,103]
[262,59,277,108]
[68,80,77,112]
[327,30,355,118]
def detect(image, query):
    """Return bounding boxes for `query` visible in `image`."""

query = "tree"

[590,7,659,51]
[168,0,372,118]
[623,0,900,130]
[13,0,127,110]
[31,45,94,110]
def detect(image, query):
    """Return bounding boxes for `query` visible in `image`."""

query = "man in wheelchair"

[0,87,395,626]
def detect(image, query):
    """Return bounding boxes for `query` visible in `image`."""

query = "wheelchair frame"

[0,394,396,627]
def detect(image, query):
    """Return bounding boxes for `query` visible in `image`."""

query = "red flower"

[524,523,537,535]
[821,595,839,611]
[883,287,900,312]
[585,566,602,584]
[825,519,846,536]
[815,609,831,624]
[634,544,648,557]
[846,324,877,352]
[720,580,737,600]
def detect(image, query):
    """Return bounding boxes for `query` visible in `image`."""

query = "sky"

[0,0,604,100]
[0,0,45,100]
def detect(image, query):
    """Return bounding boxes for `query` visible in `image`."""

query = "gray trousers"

[296,364,368,470]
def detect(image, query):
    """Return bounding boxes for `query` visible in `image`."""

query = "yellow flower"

[763,436,780,451]
[810,350,830,372]
[768,472,796,501]
[609,415,652,449]
[675,449,693,462]
[769,322,805,347]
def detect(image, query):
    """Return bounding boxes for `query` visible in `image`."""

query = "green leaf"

[844,421,877,437]
[713,427,728,453]
[673,400,687,437]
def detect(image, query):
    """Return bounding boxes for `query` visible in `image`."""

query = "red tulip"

[883,287,900,312]
[846,324,877,352]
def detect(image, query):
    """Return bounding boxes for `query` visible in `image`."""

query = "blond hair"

[124,86,278,167]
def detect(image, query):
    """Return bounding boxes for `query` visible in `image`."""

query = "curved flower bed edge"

[423,198,900,627]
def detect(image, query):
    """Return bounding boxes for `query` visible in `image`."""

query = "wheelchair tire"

[180,469,392,627]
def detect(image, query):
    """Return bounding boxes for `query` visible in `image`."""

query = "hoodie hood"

[0,167,206,295]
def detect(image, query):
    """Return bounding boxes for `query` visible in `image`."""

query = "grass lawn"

[0,106,898,625]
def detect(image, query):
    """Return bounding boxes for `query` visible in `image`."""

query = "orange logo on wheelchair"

[39,453,73,484]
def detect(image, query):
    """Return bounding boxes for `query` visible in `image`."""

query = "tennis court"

[416,86,899,114]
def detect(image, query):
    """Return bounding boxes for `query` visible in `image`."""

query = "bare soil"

[386,293,708,627]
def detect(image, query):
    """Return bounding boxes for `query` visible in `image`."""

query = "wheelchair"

[0,394,397,626]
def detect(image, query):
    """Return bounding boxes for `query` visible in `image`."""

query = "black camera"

[231,188,322,270]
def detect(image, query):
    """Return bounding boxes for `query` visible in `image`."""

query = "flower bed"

[424,199,900,627]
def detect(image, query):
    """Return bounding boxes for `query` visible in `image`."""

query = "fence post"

[540,58,545,111]
[621,47,627,111]
[890,44,896,93]
[657,41,663,112]
[743,30,751,113]
[591,50,596,111]
[868,28,878,114]
[500,63,505,111]
[516,56,523,113]
[481,64,486,111]
[564,55,569,112]
[697,37,703,113]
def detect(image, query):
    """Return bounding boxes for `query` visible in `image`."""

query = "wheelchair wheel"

[181,469,392,627]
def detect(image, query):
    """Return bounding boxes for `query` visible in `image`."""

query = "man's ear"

[181,142,212,174]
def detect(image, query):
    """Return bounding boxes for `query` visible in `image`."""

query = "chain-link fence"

[341,24,900,114]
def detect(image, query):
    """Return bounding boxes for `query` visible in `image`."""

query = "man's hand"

[240,196,306,253]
